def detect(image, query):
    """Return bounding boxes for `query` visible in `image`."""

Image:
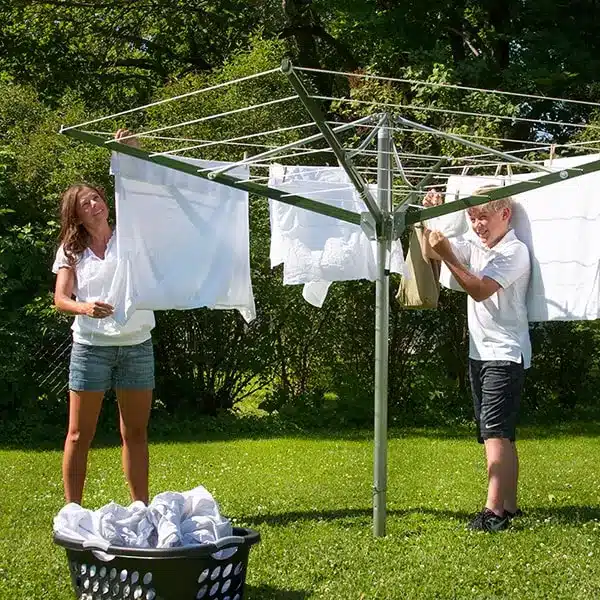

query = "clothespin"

[461,166,470,176]
[495,164,502,177]
[549,144,556,166]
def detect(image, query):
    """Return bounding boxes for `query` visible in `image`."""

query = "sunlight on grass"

[1,430,599,599]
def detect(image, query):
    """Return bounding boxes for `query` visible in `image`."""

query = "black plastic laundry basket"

[54,527,260,600]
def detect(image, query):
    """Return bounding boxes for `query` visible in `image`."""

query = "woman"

[53,129,155,505]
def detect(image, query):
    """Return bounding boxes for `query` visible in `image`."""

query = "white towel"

[433,155,600,321]
[268,164,407,307]
[109,153,256,323]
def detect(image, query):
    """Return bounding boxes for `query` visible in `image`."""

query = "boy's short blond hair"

[472,185,514,213]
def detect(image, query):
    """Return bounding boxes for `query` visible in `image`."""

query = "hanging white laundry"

[268,164,407,307]
[433,155,600,321]
[109,153,256,323]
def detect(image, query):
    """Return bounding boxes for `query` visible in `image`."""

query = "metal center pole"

[374,114,391,537]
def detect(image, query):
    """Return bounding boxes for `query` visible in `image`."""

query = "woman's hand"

[115,128,140,149]
[83,301,114,319]
[423,189,444,208]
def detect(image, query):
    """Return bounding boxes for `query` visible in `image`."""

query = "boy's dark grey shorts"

[469,358,525,443]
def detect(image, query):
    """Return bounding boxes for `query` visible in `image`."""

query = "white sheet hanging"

[433,154,600,321]
[110,154,256,323]
[268,164,407,307]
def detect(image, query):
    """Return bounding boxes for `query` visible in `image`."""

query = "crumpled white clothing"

[432,155,600,321]
[53,486,232,552]
[269,164,408,307]
[109,153,256,323]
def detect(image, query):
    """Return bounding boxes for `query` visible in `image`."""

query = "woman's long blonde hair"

[58,184,107,268]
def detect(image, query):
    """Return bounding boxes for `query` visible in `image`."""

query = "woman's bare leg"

[63,390,104,504]
[116,388,152,504]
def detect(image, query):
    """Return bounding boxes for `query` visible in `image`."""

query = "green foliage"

[2,4,600,426]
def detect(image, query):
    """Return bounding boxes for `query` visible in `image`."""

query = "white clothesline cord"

[310,95,600,131]
[338,121,600,150]
[110,96,300,144]
[62,68,281,131]
[149,122,317,156]
[297,66,600,110]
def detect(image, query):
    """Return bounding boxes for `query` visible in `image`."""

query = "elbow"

[472,289,493,303]
[53,294,67,313]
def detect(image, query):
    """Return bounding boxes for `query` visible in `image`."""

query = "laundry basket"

[54,527,260,600]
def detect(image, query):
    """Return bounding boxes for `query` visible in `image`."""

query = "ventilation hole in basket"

[99,567,107,579]
[223,597,231,600]
[110,568,117,580]
[233,594,241,600]
[210,582,220,597]
[233,562,243,576]
[146,590,156,600]
[210,566,221,581]
[130,571,139,585]
[90,565,97,578]
[143,573,153,585]
[102,581,110,595]
[133,586,143,599]
[81,564,88,576]
[222,579,232,594]
[120,569,128,582]
[222,564,233,578]
[196,584,208,599]
[123,584,131,597]
[93,581,100,593]
[112,583,120,597]
[83,578,91,590]
[197,568,210,584]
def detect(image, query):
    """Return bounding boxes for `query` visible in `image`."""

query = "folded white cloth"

[269,164,407,307]
[109,153,256,323]
[53,486,232,551]
[434,156,600,321]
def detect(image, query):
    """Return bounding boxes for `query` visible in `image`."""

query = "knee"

[65,428,95,449]
[121,424,148,445]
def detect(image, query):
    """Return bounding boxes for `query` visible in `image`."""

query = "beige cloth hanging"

[396,226,440,309]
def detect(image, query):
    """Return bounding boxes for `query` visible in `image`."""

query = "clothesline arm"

[404,157,600,225]
[60,128,364,227]
[281,59,383,226]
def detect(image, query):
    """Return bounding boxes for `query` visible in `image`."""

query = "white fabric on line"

[110,153,256,323]
[268,164,408,307]
[431,154,600,321]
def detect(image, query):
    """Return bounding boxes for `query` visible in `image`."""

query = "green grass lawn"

[1,426,599,599]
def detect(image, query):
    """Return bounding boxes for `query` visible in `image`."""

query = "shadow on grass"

[2,410,600,451]
[237,507,473,528]
[522,505,600,525]
[246,584,310,600]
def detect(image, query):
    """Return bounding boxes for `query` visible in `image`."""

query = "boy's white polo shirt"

[451,229,531,368]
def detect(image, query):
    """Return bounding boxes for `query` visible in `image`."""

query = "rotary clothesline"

[60,60,600,538]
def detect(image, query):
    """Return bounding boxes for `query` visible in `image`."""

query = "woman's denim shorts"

[69,338,155,392]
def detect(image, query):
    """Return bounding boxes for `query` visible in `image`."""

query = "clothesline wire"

[148,122,318,156]
[332,121,600,150]
[62,68,281,131]
[85,123,600,156]
[112,96,300,143]
[296,66,600,110]
[309,95,600,131]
